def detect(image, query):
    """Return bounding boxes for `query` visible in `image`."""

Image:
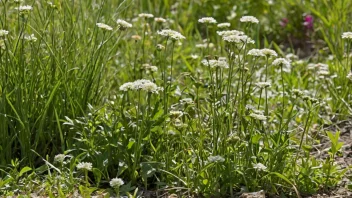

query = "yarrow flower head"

[96,23,113,31]
[116,19,132,30]
[217,30,244,37]
[110,178,124,188]
[0,30,9,37]
[142,64,158,72]
[201,58,229,69]
[217,22,231,28]
[342,32,352,40]
[260,48,278,57]
[138,13,154,19]
[223,34,254,44]
[154,17,167,23]
[272,58,290,67]
[240,16,259,24]
[15,5,33,13]
[157,29,185,41]
[24,34,37,42]
[247,49,265,57]
[77,162,93,171]
[54,154,66,163]
[119,79,162,93]
[198,17,217,24]
[253,163,267,171]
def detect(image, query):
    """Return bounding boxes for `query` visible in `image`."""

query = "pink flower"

[280,18,289,27]
[303,14,314,30]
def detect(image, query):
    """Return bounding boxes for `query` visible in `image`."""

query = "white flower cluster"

[222,34,254,44]
[142,64,158,72]
[116,19,132,29]
[96,23,113,31]
[217,22,231,28]
[110,178,124,188]
[77,162,93,171]
[154,17,167,23]
[342,32,352,40]
[119,79,162,93]
[247,48,277,57]
[272,58,290,68]
[24,34,37,42]
[253,163,267,171]
[157,29,185,41]
[198,17,217,24]
[217,30,244,37]
[240,16,259,24]
[201,58,229,69]
[138,13,154,18]
[0,30,9,37]
[16,5,33,12]
[54,154,66,163]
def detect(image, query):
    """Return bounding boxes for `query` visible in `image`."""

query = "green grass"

[0,0,352,197]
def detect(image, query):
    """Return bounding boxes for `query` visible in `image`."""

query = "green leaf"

[19,166,32,177]
[202,179,208,185]
[93,168,102,186]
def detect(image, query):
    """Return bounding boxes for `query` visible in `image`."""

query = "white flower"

[142,64,158,72]
[342,32,352,40]
[157,29,185,41]
[24,34,37,42]
[253,163,267,171]
[191,54,199,59]
[217,22,231,28]
[198,17,217,24]
[96,23,113,31]
[255,82,271,88]
[347,72,352,81]
[54,154,66,163]
[119,82,134,91]
[248,49,265,57]
[201,59,229,69]
[138,13,154,18]
[223,34,254,44]
[272,58,290,67]
[195,43,207,48]
[116,19,132,29]
[208,155,225,163]
[249,113,267,121]
[16,5,33,12]
[0,30,9,37]
[285,53,298,60]
[77,162,93,171]
[110,178,124,188]
[260,48,277,57]
[120,79,162,93]
[154,17,167,23]
[217,30,244,37]
[240,16,259,24]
